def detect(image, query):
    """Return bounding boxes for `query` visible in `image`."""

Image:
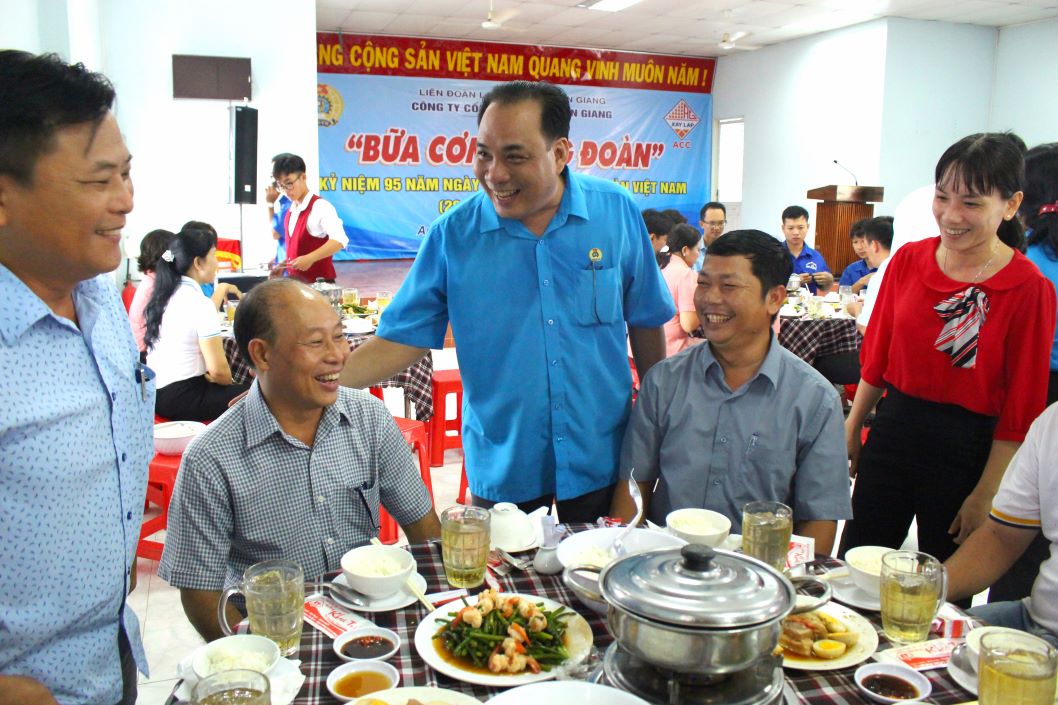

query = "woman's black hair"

[656,223,701,269]
[136,229,174,274]
[935,132,1027,250]
[143,225,217,351]
[1024,143,1058,261]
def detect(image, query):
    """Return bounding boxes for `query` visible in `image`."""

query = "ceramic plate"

[331,573,428,613]
[829,574,881,612]
[343,317,376,335]
[352,686,480,705]
[946,646,978,697]
[556,527,685,569]
[495,533,541,553]
[780,602,880,672]
[414,593,593,687]
[485,681,651,704]
[965,625,1028,666]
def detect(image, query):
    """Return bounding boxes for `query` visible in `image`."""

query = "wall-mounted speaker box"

[230,106,258,205]
[173,55,251,100]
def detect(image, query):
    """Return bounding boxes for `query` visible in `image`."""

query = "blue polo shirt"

[784,242,830,294]
[839,258,875,288]
[377,168,675,502]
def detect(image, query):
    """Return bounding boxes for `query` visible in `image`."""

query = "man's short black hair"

[700,201,726,219]
[478,81,571,142]
[706,230,793,295]
[782,205,810,222]
[861,216,894,250]
[272,153,306,179]
[849,218,869,239]
[662,208,687,225]
[0,51,116,186]
[642,209,675,236]
[234,278,314,367]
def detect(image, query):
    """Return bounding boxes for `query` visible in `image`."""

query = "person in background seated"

[642,208,675,255]
[657,223,702,356]
[159,279,440,642]
[0,50,153,705]
[849,216,894,334]
[781,205,834,294]
[841,134,1055,601]
[273,153,348,283]
[339,81,673,522]
[944,403,1058,648]
[611,230,851,555]
[128,228,174,356]
[145,226,249,421]
[838,219,874,293]
[179,220,240,306]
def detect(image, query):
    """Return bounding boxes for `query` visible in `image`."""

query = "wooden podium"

[807,185,884,276]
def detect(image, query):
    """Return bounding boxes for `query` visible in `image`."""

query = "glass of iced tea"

[218,560,304,656]
[441,505,490,588]
[880,550,947,644]
[376,290,393,313]
[225,299,239,325]
[342,288,360,306]
[742,501,793,572]
[192,669,270,705]
[979,631,1058,705]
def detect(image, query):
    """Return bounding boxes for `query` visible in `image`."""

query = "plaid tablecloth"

[778,317,862,366]
[222,334,433,420]
[168,538,979,704]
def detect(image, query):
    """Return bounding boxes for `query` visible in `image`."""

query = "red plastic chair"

[378,417,435,545]
[429,369,463,467]
[457,460,469,505]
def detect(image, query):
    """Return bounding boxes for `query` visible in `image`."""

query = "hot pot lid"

[600,544,795,628]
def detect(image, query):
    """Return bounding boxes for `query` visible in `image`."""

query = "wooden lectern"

[807,185,884,277]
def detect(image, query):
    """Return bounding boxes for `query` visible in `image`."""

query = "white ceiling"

[316,0,1058,57]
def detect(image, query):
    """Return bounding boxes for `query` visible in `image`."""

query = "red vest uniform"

[285,194,338,282]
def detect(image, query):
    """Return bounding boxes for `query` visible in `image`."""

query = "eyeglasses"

[273,173,303,191]
[704,220,727,229]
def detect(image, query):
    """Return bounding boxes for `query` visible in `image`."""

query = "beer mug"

[979,631,1058,705]
[441,506,490,588]
[880,550,947,644]
[218,560,304,656]
[741,501,793,572]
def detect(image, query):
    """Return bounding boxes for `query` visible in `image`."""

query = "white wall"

[96,0,318,270]
[991,18,1058,148]
[878,18,997,215]
[712,21,888,238]
[0,1,42,53]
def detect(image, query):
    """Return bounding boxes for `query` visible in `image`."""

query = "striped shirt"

[159,382,432,591]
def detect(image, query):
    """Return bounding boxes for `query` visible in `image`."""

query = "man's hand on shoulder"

[0,675,59,705]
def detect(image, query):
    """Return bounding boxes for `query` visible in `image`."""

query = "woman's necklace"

[943,239,999,283]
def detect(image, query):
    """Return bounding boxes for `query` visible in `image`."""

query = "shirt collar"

[783,242,814,260]
[700,331,782,392]
[242,380,348,449]
[0,265,107,346]
[479,166,585,237]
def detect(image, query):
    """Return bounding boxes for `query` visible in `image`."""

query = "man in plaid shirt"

[159,279,440,641]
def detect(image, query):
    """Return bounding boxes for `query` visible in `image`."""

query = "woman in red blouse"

[840,134,1056,580]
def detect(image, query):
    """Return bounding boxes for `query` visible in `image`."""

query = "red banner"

[317,33,714,94]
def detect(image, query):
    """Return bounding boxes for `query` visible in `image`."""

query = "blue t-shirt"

[271,194,292,263]
[1026,241,1058,371]
[839,259,875,288]
[784,243,830,294]
[377,168,675,502]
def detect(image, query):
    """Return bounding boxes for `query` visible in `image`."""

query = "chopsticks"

[370,537,435,612]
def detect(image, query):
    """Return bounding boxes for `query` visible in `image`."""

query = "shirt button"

[556,436,564,443]
[554,403,562,410]
[547,319,554,326]
[121,452,127,461]
[126,511,133,520]
[543,279,550,286]
[111,392,117,401]
[713,480,721,486]
[317,495,326,504]
[719,437,727,444]
[551,360,558,366]
[325,537,335,544]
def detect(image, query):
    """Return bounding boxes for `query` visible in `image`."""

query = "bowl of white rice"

[844,545,891,597]
[340,544,415,598]
[191,634,280,680]
[665,508,731,547]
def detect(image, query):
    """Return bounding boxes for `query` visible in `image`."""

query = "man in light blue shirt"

[0,52,153,705]
[340,81,674,521]
[612,230,851,554]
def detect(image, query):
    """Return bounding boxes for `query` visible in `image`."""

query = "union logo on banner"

[665,99,700,139]
[318,84,344,127]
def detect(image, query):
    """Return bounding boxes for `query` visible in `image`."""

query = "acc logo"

[664,99,700,140]
[318,84,344,127]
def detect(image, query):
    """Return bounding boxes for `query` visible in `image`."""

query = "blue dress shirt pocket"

[575,266,621,326]
[347,478,381,531]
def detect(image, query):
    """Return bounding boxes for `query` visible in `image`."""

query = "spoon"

[612,469,643,557]
[327,581,368,608]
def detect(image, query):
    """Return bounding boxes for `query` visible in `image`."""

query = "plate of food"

[778,602,879,671]
[353,686,481,705]
[413,590,594,687]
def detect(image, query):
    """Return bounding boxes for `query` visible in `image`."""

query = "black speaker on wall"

[230,106,258,204]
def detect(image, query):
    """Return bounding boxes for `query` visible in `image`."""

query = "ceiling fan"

[719,31,761,51]
[481,0,521,30]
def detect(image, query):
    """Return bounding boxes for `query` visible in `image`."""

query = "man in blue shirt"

[340,81,674,522]
[781,205,833,294]
[611,230,851,554]
[266,152,294,265]
[0,52,154,705]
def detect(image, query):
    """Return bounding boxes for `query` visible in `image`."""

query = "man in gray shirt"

[611,230,851,554]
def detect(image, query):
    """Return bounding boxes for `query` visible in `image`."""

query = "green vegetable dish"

[432,590,574,675]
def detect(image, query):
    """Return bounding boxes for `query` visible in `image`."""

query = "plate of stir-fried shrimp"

[413,589,594,686]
